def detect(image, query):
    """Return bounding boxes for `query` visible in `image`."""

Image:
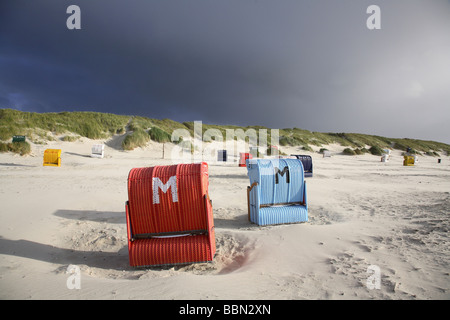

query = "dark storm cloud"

[1,0,449,143]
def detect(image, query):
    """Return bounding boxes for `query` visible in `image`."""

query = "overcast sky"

[1,0,449,143]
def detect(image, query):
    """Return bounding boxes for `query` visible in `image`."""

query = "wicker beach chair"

[125,162,216,267]
[291,155,313,177]
[43,149,61,167]
[239,152,252,167]
[403,155,415,166]
[247,158,308,226]
[91,144,105,158]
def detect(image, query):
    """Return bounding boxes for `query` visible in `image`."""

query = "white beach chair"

[91,144,105,158]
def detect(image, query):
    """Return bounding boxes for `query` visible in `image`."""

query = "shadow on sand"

[0,206,258,272]
[0,209,129,270]
[64,152,91,158]
[0,163,36,167]
[53,209,125,224]
[0,237,130,271]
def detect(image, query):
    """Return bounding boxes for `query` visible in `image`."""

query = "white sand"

[0,136,449,300]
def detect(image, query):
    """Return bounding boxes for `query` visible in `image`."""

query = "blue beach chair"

[291,155,313,177]
[246,158,308,226]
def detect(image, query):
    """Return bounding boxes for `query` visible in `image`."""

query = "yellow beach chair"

[403,155,415,166]
[43,149,61,167]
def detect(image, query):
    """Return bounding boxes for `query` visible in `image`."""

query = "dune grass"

[121,117,173,149]
[1,108,449,155]
[343,148,356,155]
[149,127,172,143]
[121,128,150,150]
[0,108,129,141]
[61,135,80,142]
[0,141,31,155]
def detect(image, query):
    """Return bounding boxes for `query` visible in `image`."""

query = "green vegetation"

[149,127,172,143]
[1,108,449,156]
[0,108,129,141]
[368,145,384,156]
[342,148,356,155]
[121,117,173,149]
[425,151,440,157]
[61,135,80,142]
[122,128,150,150]
[342,147,371,156]
[354,148,369,155]
[0,141,31,155]
[127,116,153,132]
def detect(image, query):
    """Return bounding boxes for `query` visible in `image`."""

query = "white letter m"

[153,176,178,204]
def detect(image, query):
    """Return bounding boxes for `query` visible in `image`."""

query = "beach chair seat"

[256,205,308,226]
[292,155,313,177]
[125,162,216,267]
[127,234,213,267]
[247,158,308,226]
[43,149,61,167]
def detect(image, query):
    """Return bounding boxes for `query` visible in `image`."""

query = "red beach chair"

[239,153,252,167]
[125,162,216,267]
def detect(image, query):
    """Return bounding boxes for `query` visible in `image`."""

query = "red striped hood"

[127,162,209,235]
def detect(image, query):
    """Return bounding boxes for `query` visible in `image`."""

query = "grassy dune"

[1,108,449,156]
[0,109,130,141]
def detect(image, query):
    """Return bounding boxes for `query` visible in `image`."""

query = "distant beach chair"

[291,155,313,177]
[217,150,227,162]
[43,149,61,167]
[403,155,415,166]
[125,162,216,267]
[12,135,26,143]
[246,158,308,226]
[239,152,252,167]
[323,150,331,158]
[91,144,105,158]
[382,149,391,162]
[249,147,258,158]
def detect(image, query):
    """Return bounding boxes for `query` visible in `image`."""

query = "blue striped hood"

[246,158,305,205]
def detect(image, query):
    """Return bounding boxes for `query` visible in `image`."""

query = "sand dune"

[0,137,449,300]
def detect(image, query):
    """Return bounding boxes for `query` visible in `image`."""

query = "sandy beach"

[0,137,449,300]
